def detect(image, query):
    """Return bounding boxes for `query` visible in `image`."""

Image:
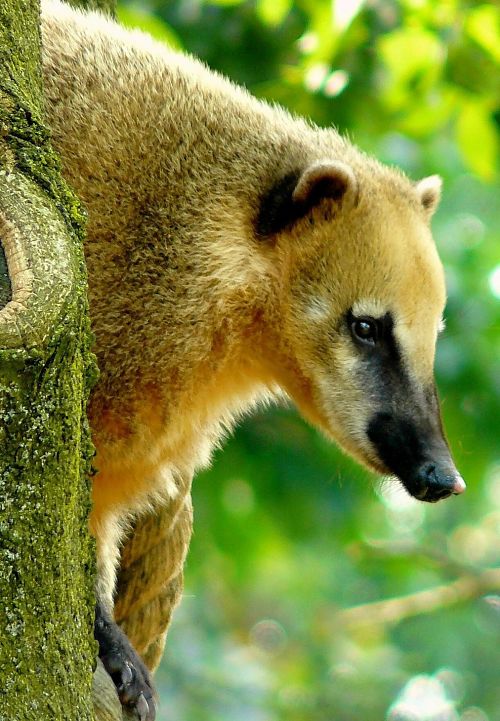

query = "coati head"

[255,158,465,503]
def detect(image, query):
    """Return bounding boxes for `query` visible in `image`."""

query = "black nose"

[412,463,466,503]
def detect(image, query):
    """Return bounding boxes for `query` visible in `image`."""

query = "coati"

[41,1,466,718]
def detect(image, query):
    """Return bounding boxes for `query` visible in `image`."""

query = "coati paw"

[95,602,156,721]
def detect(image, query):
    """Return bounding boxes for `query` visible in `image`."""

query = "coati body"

[41,1,465,718]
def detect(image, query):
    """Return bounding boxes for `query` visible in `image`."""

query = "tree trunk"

[0,0,97,718]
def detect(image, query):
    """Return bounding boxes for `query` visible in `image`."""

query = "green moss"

[7,103,87,241]
[0,0,88,240]
[0,306,97,718]
[0,0,43,117]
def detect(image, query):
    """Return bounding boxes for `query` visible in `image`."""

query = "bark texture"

[0,1,97,719]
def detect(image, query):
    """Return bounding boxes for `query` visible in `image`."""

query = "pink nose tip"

[452,474,466,495]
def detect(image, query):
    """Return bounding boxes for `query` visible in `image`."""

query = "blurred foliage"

[117,1,500,719]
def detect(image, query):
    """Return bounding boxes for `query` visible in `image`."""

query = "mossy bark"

[0,1,97,719]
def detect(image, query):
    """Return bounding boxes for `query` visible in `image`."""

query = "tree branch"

[335,567,500,629]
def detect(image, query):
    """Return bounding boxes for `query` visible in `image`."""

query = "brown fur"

[41,1,446,608]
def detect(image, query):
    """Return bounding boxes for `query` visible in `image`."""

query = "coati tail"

[115,487,194,670]
[93,479,193,719]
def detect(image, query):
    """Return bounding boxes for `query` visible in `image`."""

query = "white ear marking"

[416,175,442,216]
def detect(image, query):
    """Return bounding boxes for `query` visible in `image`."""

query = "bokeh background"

[117,1,499,719]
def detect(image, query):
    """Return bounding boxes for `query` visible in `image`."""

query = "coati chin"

[40,1,465,718]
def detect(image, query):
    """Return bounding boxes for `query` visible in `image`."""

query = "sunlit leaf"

[446,40,500,95]
[465,5,500,64]
[209,0,246,6]
[117,5,183,48]
[378,27,444,85]
[456,101,499,181]
[332,0,365,32]
[395,87,456,136]
[303,1,338,63]
[256,0,292,27]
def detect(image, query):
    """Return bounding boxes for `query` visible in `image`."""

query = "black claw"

[136,693,149,721]
[120,661,134,687]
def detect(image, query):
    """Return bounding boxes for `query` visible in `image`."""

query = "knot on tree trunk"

[0,169,75,347]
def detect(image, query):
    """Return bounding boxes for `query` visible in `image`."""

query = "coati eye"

[351,317,378,346]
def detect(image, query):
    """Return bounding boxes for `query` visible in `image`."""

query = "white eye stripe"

[351,298,386,318]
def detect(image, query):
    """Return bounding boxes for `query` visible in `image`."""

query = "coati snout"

[367,411,466,502]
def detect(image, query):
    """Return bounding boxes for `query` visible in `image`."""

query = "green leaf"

[302,1,339,63]
[378,27,444,86]
[465,5,500,64]
[332,0,365,32]
[256,0,292,27]
[456,101,499,181]
[117,6,183,49]
[209,0,246,6]
[397,87,456,136]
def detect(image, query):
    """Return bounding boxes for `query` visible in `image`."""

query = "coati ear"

[256,160,358,237]
[416,175,442,218]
